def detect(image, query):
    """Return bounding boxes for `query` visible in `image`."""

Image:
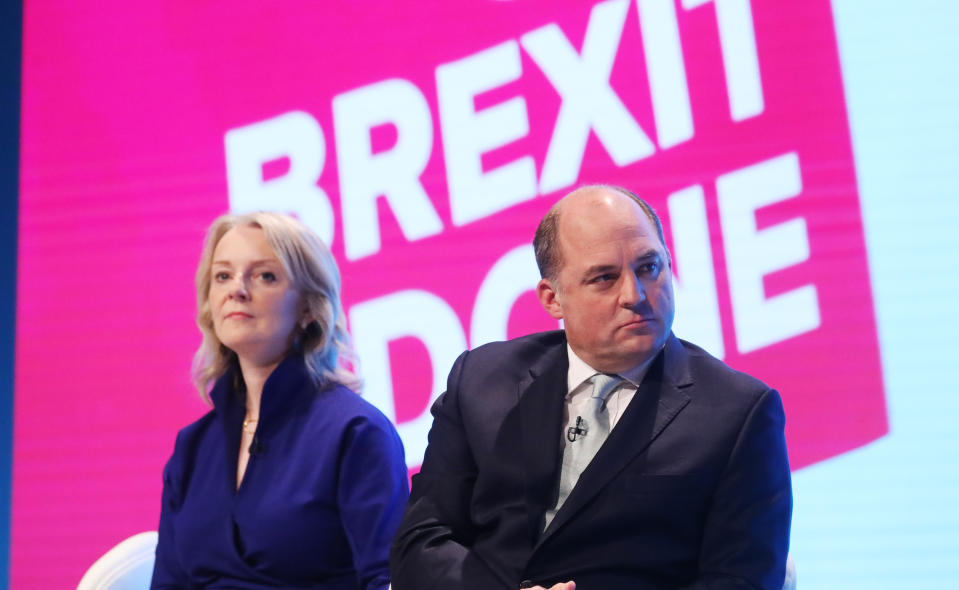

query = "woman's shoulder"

[307,384,406,466]
[306,382,399,434]
[313,381,387,415]
[161,409,219,492]
[168,409,219,458]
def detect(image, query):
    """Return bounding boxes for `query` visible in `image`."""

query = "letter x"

[521,0,655,194]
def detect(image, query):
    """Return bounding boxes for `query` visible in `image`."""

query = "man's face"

[537,190,675,373]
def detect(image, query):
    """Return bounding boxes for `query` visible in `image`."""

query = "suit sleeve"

[677,388,793,590]
[390,351,514,590]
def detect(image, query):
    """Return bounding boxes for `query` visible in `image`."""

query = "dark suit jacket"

[390,331,791,590]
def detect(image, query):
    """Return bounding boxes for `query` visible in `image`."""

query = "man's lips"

[621,317,656,328]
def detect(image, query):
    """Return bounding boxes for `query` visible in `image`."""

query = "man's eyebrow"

[584,263,617,274]
[580,250,664,278]
[632,249,662,263]
[581,264,619,281]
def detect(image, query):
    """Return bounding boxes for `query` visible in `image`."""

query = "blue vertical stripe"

[0,2,23,589]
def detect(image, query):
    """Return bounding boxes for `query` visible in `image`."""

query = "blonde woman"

[152,212,407,589]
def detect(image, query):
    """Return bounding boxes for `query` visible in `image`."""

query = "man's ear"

[536,278,564,320]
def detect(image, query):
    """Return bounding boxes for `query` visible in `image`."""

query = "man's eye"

[638,263,659,276]
[591,273,615,283]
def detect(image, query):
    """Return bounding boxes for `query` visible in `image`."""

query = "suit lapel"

[537,335,693,544]
[518,342,569,543]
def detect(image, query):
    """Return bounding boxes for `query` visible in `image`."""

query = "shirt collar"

[566,344,598,395]
[565,344,659,395]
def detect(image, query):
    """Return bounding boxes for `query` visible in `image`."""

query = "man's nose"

[619,273,645,308]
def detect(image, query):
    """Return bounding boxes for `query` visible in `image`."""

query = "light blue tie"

[544,373,622,530]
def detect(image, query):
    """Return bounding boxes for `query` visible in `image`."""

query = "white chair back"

[77,531,158,590]
[783,553,797,590]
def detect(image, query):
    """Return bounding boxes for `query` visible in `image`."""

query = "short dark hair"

[533,184,668,280]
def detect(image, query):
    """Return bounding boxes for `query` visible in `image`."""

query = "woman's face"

[209,225,303,367]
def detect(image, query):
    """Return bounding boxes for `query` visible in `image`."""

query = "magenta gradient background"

[15,0,885,586]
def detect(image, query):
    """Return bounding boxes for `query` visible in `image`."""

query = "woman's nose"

[228,277,250,300]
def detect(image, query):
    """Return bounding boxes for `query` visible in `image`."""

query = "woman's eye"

[214,271,230,282]
[260,271,277,283]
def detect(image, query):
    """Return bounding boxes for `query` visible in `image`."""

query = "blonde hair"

[192,211,361,401]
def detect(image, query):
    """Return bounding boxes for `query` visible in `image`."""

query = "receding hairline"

[533,184,669,279]
[556,184,654,220]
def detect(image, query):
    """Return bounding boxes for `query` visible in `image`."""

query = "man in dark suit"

[390,185,792,590]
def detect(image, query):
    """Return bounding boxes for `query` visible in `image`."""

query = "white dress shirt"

[542,346,657,529]
[562,344,653,435]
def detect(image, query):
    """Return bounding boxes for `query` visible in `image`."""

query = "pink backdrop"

[15,0,884,586]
